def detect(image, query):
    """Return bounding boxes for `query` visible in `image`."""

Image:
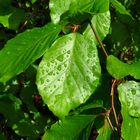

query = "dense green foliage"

[0,0,140,139]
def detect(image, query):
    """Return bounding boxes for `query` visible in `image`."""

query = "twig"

[111,80,119,128]
[105,109,114,131]
[88,19,108,57]
[111,80,123,140]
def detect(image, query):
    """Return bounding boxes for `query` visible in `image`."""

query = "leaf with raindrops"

[36,33,101,118]
[118,81,140,140]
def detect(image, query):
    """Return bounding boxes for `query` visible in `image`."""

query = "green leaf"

[8,8,25,30]
[106,55,129,79]
[36,33,101,118]
[83,11,110,44]
[110,0,132,17]
[0,23,61,83]
[49,0,109,23]
[0,94,37,138]
[0,13,12,27]
[96,118,111,140]
[106,55,140,79]
[118,81,140,140]
[42,115,95,140]
[0,0,13,15]
[0,8,25,30]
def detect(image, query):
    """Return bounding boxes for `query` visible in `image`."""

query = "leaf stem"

[88,19,108,57]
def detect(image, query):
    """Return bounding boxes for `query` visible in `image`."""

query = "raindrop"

[47,63,50,67]
[86,76,90,81]
[67,50,71,54]
[64,63,67,68]
[57,65,61,71]
[131,89,136,95]
[40,78,44,84]
[57,55,64,62]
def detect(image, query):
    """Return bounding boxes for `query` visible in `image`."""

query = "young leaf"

[36,33,101,118]
[83,11,110,44]
[110,0,132,17]
[0,23,62,83]
[118,81,140,140]
[42,115,96,140]
[49,0,109,23]
[106,55,140,79]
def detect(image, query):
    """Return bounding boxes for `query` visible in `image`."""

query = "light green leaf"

[106,55,129,79]
[118,81,140,140]
[36,33,101,118]
[106,55,140,79]
[110,0,132,17]
[42,115,95,140]
[49,0,109,23]
[0,23,61,83]
[0,13,12,27]
[83,11,110,44]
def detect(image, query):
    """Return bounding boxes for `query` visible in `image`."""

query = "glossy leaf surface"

[42,115,95,140]
[49,0,109,23]
[118,81,140,140]
[83,11,110,44]
[36,33,101,118]
[0,23,61,83]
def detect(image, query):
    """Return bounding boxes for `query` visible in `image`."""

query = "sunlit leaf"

[118,81,140,140]
[36,33,101,118]
[83,11,110,44]
[42,115,95,140]
[0,23,61,83]
[49,0,109,23]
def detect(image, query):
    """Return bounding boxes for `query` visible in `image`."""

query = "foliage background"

[0,0,140,140]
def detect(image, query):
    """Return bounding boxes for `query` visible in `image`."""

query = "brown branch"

[88,20,108,57]
[105,109,114,131]
[111,79,123,140]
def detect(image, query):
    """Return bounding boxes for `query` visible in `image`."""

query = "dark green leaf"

[42,115,95,140]
[36,33,101,118]
[0,23,61,83]
[118,81,140,139]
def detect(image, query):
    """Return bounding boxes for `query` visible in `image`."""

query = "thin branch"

[105,109,114,131]
[111,80,119,128]
[88,19,108,57]
[111,80,123,140]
